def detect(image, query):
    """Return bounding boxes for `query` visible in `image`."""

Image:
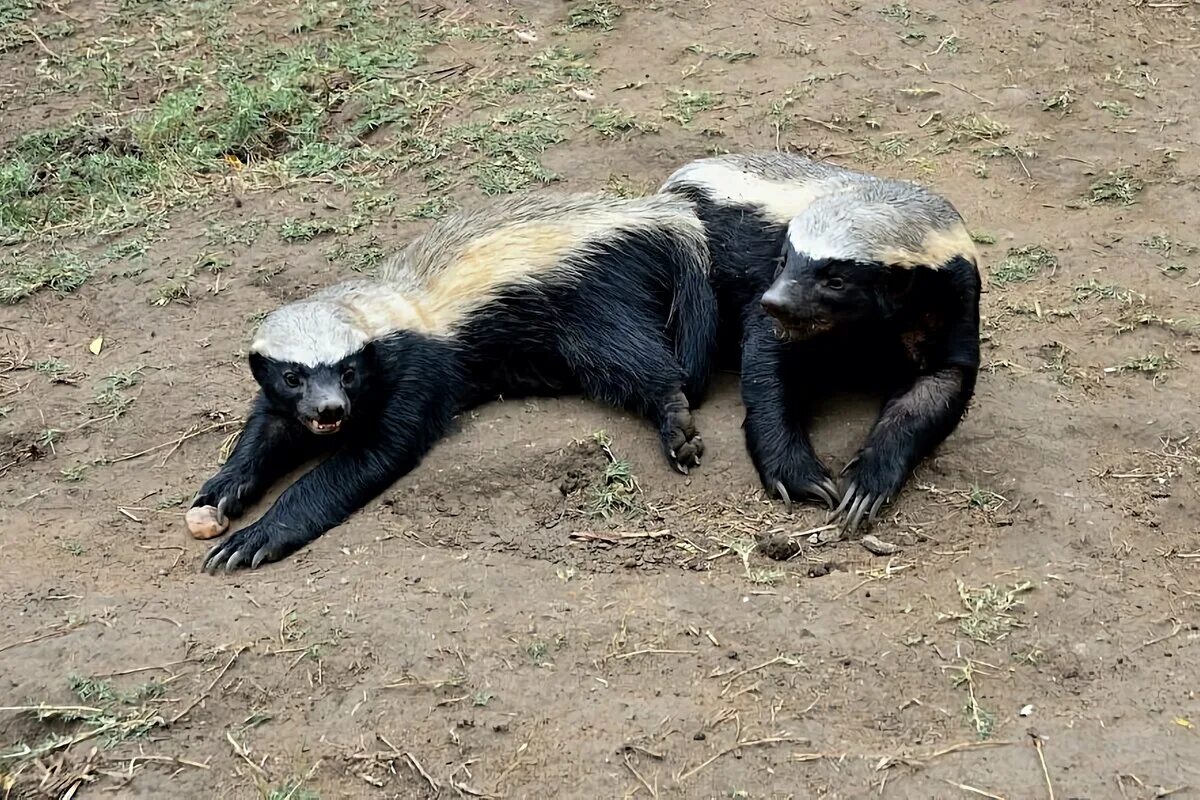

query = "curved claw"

[806,479,840,510]
[215,496,230,527]
[819,477,841,508]
[867,494,887,524]
[251,548,271,569]
[223,549,246,572]
[773,480,792,508]
[830,482,857,520]
[203,543,230,574]
[845,493,872,534]
[840,456,860,477]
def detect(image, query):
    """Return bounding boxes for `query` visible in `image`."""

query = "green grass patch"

[588,106,658,138]
[93,367,144,418]
[0,253,94,303]
[1095,99,1132,118]
[452,107,567,195]
[990,245,1056,286]
[1,676,168,792]
[565,0,622,31]
[1042,86,1075,113]
[946,112,1010,142]
[662,89,720,127]
[325,239,385,273]
[585,432,645,519]
[401,197,456,220]
[1088,169,1143,205]
[1108,352,1178,377]
[279,214,366,243]
[952,579,1034,644]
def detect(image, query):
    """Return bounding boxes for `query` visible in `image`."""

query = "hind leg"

[558,321,703,474]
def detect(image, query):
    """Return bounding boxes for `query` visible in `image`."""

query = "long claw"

[251,548,270,569]
[831,483,857,519]
[840,456,860,476]
[224,549,245,572]
[819,477,840,509]
[806,481,838,510]
[216,496,229,527]
[204,545,229,574]
[774,481,792,508]
[867,495,887,523]
[846,494,871,534]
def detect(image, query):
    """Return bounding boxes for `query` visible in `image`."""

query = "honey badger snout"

[760,280,794,317]
[316,399,345,424]
[300,383,349,434]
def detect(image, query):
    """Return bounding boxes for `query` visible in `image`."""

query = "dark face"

[250,345,373,435]
[759,244,886,340]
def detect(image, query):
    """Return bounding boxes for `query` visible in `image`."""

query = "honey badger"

[195,192,717,572]
[661,152,981,533]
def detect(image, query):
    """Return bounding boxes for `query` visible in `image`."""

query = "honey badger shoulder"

[193,192,718,572]
[664,151,980,533]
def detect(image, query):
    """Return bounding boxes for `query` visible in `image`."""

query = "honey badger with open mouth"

[193,192,717,572]
[661,152,981,534]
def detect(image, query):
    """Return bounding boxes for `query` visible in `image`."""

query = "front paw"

[202,519,299,573]
[661,408,704,475]
[830,447,908,534]
[191,471,255,521]
[759,455,839,510]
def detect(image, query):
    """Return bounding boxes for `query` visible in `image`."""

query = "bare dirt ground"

[3,0,1200,797]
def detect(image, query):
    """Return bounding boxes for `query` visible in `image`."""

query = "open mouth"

[771,318,833,342]
[305,419,343,435]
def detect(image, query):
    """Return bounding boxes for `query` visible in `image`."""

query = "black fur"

[197,222,716,571]
[677,192,980,531]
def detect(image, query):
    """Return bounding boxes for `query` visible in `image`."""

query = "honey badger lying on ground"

[193,192,717,572]
[661,152,981,533]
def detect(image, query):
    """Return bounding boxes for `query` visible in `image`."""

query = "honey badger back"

[192,192,717,572]
[662,152,981,533]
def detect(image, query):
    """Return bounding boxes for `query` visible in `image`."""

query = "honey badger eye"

[826,277,845,290]
[283,371,301,388]
[341,368,356,385]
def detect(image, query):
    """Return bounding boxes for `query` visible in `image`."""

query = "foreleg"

[190,393,324,529]
[833,366,975,533]
[740,314,839,509]
[203,387,455,572]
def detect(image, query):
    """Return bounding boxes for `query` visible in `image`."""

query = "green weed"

[663,89,720,127]
[990,245,1057,286]
[0,253,94,303]
[1088,169,1143,205]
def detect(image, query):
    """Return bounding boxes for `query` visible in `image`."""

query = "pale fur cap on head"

[785,179,976,269]
[250,296,371,367]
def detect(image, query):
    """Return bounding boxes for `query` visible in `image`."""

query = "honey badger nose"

[316,401,345,424]
[761,286,789,317]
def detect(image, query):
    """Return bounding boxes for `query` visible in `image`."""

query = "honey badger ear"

[249,351,271,384]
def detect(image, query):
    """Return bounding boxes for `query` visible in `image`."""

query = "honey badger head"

[248,299,375,436]
[759,181,972,339]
